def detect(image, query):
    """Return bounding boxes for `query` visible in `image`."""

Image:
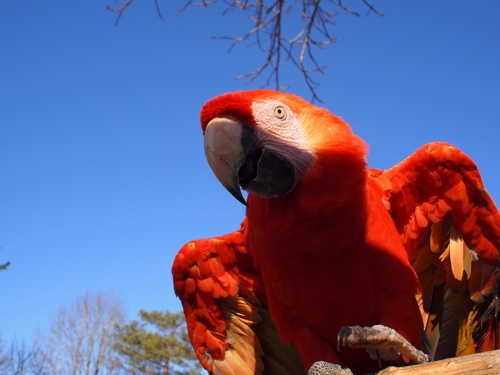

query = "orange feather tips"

[172,221,305,375]
[449,224,472,281]
[378,142,500,358]
[381,142,500,266]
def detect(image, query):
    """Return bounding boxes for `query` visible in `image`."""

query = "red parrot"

[172,90,500,375]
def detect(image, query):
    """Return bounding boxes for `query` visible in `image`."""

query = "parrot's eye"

[274,106,286,120]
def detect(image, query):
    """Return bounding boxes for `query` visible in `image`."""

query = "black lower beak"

[238,147,296,198]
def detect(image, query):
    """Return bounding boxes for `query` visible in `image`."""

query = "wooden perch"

[377,350,500,374]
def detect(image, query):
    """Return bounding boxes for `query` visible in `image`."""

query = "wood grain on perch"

[377,350,500,375]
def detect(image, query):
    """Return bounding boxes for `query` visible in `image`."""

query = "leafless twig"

[106,0,135,26]
[109,0,383,101]
[180,0,383,102]
[107,0,164,26]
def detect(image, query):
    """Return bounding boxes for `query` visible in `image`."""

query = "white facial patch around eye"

[251,99,315,176]
[251,100,308,150]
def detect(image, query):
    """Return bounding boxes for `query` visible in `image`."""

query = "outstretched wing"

[172,219,305,375]
[372,142,500,359]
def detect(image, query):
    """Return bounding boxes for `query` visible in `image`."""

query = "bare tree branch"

[35,291,126,375]
[177,0,382,101]
[108,0,383,101]
[362,0,384,16]
[107,0,164,26]
[106,0,135,26]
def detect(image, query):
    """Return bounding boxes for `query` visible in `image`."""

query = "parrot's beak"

[204,117,298,205]
[204,117,250,206]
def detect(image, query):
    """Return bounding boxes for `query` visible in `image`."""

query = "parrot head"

[200,90,366,205]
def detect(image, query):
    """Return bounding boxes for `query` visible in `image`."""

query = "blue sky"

[1,1,499,342]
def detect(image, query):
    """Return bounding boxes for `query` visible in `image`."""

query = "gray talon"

[308,361,354,375]
[336,325,432,364]
[336,326,352,352]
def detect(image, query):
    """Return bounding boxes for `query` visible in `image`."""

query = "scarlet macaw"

[172,90,500,374]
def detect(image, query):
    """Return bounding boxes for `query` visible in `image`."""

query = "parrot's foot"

[337,325,432,364]
[308,361,353,375]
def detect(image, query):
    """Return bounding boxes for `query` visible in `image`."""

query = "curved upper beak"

[204,117,250,206]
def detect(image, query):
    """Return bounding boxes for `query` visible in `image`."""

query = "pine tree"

[113,310,204,375]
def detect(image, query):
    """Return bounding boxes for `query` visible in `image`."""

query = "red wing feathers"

[377,142,500,263]
[374,142,500,357]
[172,220,304,375]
